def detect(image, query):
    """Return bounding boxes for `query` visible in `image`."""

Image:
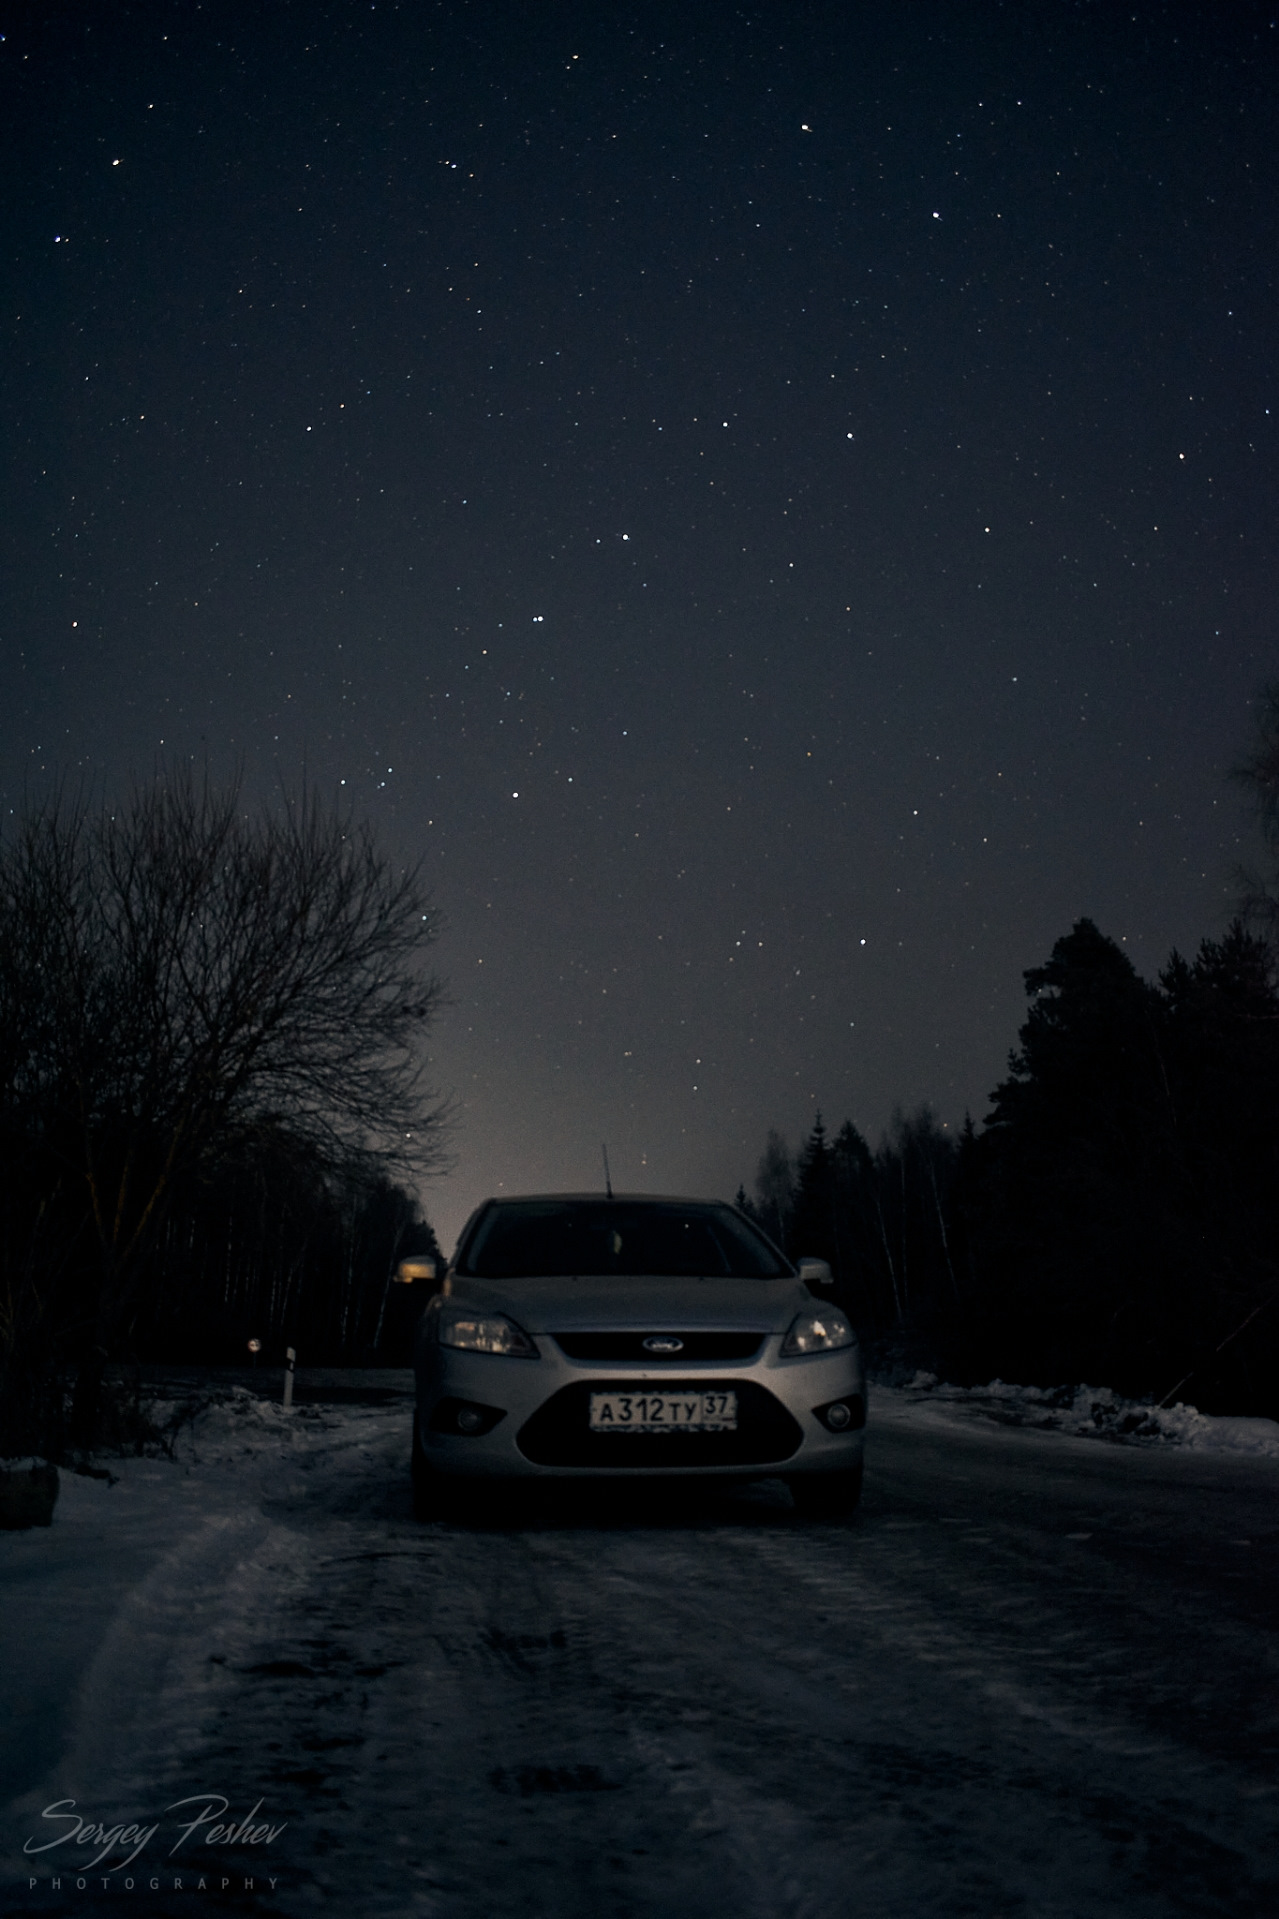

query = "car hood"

[444,1273,810,1335]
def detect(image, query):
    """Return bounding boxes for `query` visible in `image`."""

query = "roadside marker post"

[284,1346,296,1410]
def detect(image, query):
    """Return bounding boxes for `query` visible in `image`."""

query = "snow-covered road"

[4,1376,1278,1918]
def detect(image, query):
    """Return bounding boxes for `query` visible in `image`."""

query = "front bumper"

[415,1334,865,1479]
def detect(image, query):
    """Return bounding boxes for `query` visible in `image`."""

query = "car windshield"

[458,1200,790,1280]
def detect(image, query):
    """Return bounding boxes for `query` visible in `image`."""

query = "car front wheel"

[787,1463,863,1520]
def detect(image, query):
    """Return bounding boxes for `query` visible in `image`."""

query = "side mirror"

[394,1257,436,1285]
[797,1257,834,1289]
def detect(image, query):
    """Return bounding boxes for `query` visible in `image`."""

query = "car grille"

[516,1379,803,1468]
[552,1331,766,1363]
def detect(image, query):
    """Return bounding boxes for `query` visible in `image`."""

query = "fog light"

[427,1397,507,1437]
[814,1395,864,1432]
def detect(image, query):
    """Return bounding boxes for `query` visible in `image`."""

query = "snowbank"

[175,1384,330,1462]
[885,1372,1279,1457]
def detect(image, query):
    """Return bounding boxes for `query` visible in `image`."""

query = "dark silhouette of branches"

[0,766,449,1446]
[1232,681,1279,948]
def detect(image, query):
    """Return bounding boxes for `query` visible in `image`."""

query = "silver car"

[411,1193,865,1519]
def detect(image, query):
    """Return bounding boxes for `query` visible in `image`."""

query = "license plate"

[588,1390,737,1433]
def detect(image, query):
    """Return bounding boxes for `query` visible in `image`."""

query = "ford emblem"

[643,1335,685,1353]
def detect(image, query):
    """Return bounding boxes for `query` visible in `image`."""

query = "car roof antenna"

[601,1142,614,1199]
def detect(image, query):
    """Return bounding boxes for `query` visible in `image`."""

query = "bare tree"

[753,1129,794,1246]
[0,767,448,1441]
[1233,682,1279,948]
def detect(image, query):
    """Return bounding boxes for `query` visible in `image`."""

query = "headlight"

[782,1306,855,1356]
[436,1304,539,1357]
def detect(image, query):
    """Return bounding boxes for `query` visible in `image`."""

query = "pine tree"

[789,1113,838,1271]
[966,919,1172,1385]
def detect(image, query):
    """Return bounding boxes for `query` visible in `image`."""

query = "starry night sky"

[3,1,1276,1250]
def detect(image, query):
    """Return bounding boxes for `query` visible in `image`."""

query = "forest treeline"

[740,918,1279,1416]
[742,687,1279,1418]
[6,699,1278,1450]
[0,769,447,1456]
[135,1142,441,1369]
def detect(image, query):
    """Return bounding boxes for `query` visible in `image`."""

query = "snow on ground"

[0,1386,392,1815]
[873,1370,1279,1457]
[5,1375,1279,1917]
